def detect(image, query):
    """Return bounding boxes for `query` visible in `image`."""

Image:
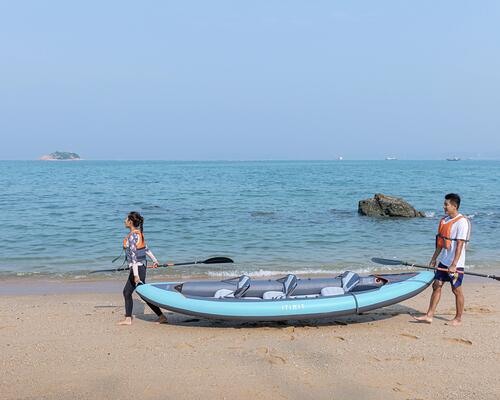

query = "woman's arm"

[145,247,159,265]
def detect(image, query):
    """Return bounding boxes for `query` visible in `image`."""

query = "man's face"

[443,199,457,216]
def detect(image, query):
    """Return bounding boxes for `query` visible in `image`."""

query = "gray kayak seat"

[277,274,298,297]
[339,271,360,292]
[290,294,320,299]
[263,291,285,300]
[320,286,345,297]
[233,275,251,298]
[179,274,383,298]
[214,288,234,298]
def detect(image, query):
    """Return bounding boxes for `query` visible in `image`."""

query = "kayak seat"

[339,271,360,292]
[214,288,234,298]
[290,294,320,299]
[263,291,285,300]
[277,274,298,297]
[320,286,345,297]
[233,275,251,298]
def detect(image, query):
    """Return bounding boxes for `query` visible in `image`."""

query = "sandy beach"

[1,279,499,400]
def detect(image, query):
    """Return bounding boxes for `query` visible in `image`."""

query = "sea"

[1,160,499,279]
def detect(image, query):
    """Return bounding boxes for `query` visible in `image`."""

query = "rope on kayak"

[350,293,359,314]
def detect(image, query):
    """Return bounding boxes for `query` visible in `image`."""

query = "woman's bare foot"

[413,315,433,324]
[118,317,132,325]
[155,314,168,324]
[445,319,462,326]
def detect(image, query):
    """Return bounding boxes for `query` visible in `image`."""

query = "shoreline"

[1,267,498,296]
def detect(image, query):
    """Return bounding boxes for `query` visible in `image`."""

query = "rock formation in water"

[358,193,425,217]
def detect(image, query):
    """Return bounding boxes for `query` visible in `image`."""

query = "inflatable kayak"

[136,271,434,321]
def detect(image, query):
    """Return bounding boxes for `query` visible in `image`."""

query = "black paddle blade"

[371,257,403,266]
[202,257,234,264]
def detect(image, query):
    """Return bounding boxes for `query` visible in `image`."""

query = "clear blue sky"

[1,1,499,160]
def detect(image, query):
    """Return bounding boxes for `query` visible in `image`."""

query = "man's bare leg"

[447,286,464,326]
[414,280,443,323]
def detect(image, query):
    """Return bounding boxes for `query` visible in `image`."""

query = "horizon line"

[1,158,499,162]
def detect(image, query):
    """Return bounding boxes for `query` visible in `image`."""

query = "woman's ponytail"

[128,211,144,232]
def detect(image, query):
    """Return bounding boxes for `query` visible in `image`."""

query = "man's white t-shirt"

[438,214,470,268]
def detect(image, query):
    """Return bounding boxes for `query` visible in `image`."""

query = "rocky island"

[39,151,81,161]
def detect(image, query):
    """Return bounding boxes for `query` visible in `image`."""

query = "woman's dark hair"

[127,211,144,232]
[445,193,461,209]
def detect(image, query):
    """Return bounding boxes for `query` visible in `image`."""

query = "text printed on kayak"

[281,304,305,312]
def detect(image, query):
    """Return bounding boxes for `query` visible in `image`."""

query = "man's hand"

[134,275,141,285]
[429,258,437,268]
[448,264,457,274]
[151,262,159,269]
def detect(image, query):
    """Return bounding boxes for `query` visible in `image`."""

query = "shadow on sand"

[132,301,447,328]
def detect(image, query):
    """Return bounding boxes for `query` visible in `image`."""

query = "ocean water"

[0,160,499,278]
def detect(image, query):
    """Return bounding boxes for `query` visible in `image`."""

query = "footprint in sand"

[174,342,195,350]
[332,336,346,341]
[408,356,425,362]
[268,353,287,365]
[464,306,493,313]
[400,333,419,340]
[255,347,287,365]
[444,338,472,345]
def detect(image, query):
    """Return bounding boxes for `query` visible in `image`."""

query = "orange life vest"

[436,215,471,250]
[123,230,147,262]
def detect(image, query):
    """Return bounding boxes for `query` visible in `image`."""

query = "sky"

[1,1,499,160]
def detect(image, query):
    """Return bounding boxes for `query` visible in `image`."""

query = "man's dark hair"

[445,193,461,209]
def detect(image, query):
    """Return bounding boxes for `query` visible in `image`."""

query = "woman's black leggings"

[123,265,163,318]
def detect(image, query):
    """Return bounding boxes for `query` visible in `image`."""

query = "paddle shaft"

[411,264,464,275]
[371,258,500,281]
[89,256,233,274]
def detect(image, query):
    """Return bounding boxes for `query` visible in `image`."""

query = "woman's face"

[124,217,132,228]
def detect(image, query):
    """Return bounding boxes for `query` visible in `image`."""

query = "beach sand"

[1,280,499,400]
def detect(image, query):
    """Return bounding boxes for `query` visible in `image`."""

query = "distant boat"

[446,157,461,161]
[337,156,343,161]
[385,157,397,160]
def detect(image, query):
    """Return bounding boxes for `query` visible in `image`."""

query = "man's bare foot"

[118,317,132,325]
[445,319,462,326]
[155,314,168,324]
[413,315,433,324]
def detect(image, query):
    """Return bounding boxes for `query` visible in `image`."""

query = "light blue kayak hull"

[136,271,434,321]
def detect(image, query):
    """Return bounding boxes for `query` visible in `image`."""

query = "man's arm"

[449,240,465,273]
[430,246,441,267]
[449,219,469,273]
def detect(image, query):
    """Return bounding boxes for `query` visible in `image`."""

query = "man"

[415,193,471,326]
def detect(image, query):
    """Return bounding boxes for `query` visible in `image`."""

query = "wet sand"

[1,280,499,400]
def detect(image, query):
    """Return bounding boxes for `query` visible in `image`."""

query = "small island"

[39,151,81,161]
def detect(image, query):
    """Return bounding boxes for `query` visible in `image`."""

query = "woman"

[118,211,167,325]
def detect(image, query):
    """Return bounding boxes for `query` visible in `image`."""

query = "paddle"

[371,258,500,281]
[89,256,234,274]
